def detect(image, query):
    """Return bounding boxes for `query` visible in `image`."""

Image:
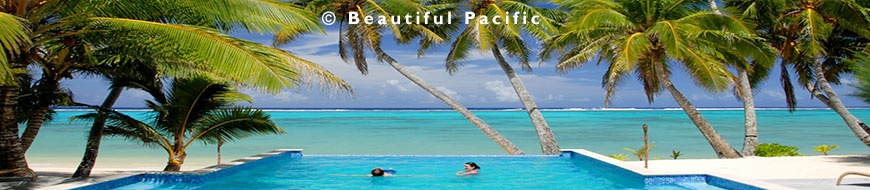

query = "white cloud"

[690,93,715,101]
[436,86,461,100]
[384,79,409,92]
[484,81,519,102]
[273,92,309,102]
[545,94,565,101]
[763,90,786,99]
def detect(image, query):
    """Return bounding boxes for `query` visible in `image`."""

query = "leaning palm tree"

[300,0,524,155]
[72,53,170,177]
[542,0,772,158]
[442,0,565,155]
[75,77,285,171]
[725,0,870,148]
[707,0,776,156]
[0,0,350,175]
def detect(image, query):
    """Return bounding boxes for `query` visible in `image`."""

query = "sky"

[62,25,869,109]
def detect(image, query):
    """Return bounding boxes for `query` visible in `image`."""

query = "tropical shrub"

[755,143,801,157]
[813,145,840,156]
[608,153,628,161]
[623,145,656,161]
[670,150,682,160]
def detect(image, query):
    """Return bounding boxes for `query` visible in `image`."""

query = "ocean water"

[22,108,870,169]
[115,156,722,189]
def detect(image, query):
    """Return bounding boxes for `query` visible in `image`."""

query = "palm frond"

[186,107,284,147]
[0,12,29,85]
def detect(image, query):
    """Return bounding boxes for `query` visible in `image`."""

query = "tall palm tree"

[707,0,776,156]
[443,0,565,155]
[725,0,870,148]
[74,77,285,171]
[542,0,772,158]
[0,0,350,175]
[301,0,524,155]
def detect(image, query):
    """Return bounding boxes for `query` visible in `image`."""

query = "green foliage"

[670,150,682,160]
[543,0,773,106]
[623,145,656,161]
[726,0,870,109]
[849,50,870,103]
[755,143,802,157]
[608,153,628,161]
[813,145,840,156]
[73,77,285,167]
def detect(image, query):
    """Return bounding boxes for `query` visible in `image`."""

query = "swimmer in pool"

[331,168,429,177]
[369,168,393,176]
[455,162,480,176]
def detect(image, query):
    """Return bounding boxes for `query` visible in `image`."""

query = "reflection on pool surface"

[93,152,744,190]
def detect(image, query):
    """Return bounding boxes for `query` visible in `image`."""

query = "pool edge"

[70,149,303,190]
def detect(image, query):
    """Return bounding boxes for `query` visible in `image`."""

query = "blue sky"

[62,25,868,108]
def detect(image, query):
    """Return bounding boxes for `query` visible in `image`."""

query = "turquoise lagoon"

[24,108,870,167]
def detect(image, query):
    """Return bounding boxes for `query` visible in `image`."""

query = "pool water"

[113,156,726,190]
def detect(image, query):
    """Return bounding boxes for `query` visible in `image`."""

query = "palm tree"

[442,0,565,155]
[74,77,285,171]
[301,0,524,154]
[0,0,350,175]
[725,0,870,148]
[72,60,168,177]
[707,0,776,156]
[542,0,772,158]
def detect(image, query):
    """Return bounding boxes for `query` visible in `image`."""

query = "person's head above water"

[371,168,385,176]
[464,162,480,171]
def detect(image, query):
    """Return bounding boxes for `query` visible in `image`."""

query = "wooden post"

[643,124,649,169]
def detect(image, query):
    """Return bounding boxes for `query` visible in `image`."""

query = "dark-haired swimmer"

[331,168,429,177]
[456,162,480,176]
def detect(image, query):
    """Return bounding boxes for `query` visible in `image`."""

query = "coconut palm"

[725,0,870,148]
[0,0,350,175]
[442,0,565,155]
[72,60,169,177]
[301,0,524,155]
[74,77,285,171]
[542,0,774,158]
[706,0,777,156]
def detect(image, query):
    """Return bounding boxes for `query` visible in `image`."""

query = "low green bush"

[755,143,802,157]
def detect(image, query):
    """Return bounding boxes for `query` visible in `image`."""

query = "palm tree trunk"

[217,139,222,164]
[72,87,124,178]
[707,0,757,156]
[811,56,870,147]
[654,60,741,158]
[164,152,186,171]
[20,105,49,152]
[372,47,524,155]
[0,84,29,176]
[490,45,560,155]
[736,69,758,156]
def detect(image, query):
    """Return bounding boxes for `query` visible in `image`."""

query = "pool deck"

[624,154,870,189]
[2,149,869,189]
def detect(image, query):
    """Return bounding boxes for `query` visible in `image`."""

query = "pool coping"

[562,149,794,190]
[73,149,793,190]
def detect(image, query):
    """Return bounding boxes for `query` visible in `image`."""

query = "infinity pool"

[78,151,757,190]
